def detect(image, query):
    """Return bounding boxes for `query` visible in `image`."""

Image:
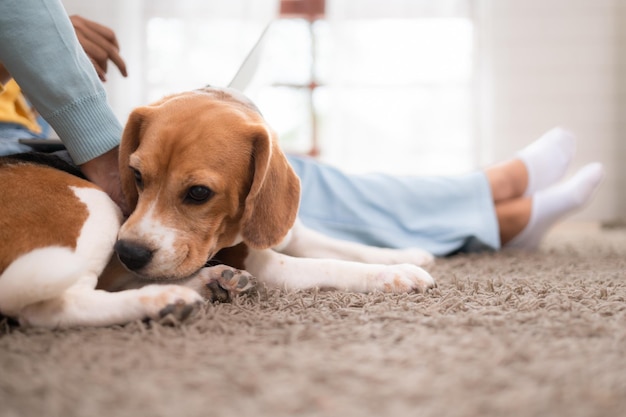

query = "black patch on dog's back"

[0,152,86,179]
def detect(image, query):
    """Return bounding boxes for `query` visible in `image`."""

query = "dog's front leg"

[243,248,435,293]
[100,257,257,303]
[18,277,202,328]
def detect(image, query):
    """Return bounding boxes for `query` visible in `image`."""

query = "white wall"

[617,1,626,222]
[477,0,625,223]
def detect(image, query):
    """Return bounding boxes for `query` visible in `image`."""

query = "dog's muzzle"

[114,240,154,272]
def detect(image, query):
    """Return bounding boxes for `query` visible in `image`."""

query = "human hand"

[70,15,128,82]
[79,147,130,216]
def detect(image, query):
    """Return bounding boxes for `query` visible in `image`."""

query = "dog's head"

[115,87,300,280]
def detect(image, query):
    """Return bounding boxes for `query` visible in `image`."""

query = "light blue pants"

[0,124,39,155]
[0,118,51,156]
[287,155,500,256]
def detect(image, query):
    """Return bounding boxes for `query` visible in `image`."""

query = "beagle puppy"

[0,87,435,328]
[0,153,239,327]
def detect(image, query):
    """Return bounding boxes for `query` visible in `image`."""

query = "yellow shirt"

[0,79,42,134]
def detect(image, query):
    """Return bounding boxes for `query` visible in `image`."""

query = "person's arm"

[1,15,128,92]
[0,0,127,212]
[0,0,121,165]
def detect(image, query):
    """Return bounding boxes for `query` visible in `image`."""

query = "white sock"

[517,127,577,196]
[506,162,605,250]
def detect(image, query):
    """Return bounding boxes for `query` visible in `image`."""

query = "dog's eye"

[185,186,214,204]
[132,168,143,189]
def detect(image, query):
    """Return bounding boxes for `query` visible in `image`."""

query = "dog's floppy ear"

[240,126,301,249]
[119,107,150,211]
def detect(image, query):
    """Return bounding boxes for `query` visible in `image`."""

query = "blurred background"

[62,0,625,225]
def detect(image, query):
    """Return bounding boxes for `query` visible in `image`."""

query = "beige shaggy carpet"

[1,223,625,417]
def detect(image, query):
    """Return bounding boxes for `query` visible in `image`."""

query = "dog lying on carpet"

[0,87,435,328]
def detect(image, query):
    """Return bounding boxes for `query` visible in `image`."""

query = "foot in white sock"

[517,127,577,197]
[506,162,605,250]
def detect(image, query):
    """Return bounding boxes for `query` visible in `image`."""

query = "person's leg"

[518,127,576,197]
[495,163,604,248]
[484,128,604,249]
[286,128,598,255]
[288,154,500,256]
[485,159,528,202]
[485,127,576,244]
[505,163,604,249]
[495,197,532,245]
[485,127,576,202]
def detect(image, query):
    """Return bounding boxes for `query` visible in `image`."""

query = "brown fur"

[213,243,250,271]
[0,161,94,272]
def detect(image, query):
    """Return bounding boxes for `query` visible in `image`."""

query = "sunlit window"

[145,1,474,176]
[146,18,265,102]
[248,17,474,176]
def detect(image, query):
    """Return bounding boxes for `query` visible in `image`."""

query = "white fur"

[237,220,436,293]
[134,203,177,253]
[1,185,202,328]
[278,220,434,266]
[0,247,86,316]
[71,186,123,285]
[123,201,180,270]
[0,186,119,317]
[19,283,201,328]
[245,247,435,293]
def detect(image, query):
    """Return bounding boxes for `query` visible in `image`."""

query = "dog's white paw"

[137,284,203,321]
[369,264,436,293]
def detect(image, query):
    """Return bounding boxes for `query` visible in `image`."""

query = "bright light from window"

[249,17,475,176]
[146,18,268,101]
[146,15,475,176]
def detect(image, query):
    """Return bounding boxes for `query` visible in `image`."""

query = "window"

[247,1,475,175]
[143,0,474,176]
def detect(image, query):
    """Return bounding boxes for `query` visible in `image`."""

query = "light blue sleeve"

[0,0,122,165]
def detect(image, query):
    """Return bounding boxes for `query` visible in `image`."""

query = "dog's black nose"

[114,240,154,271]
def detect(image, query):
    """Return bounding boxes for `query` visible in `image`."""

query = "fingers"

[70,15,128,81]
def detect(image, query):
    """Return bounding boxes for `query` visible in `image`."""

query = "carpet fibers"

[1,224,625,417]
